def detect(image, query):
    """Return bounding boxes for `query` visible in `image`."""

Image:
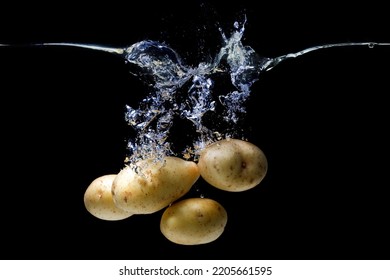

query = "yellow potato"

[112,156,200,214]
[83,174,133,221]
[197,138,267,191]
[160,198,228,245]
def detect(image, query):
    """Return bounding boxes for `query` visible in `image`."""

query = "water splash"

[120,19,390,165]
[122,19,266,164]
[1,18,389,167]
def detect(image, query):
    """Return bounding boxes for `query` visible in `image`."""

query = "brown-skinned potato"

[197,138,267,192]
[112,156,200,214]
[160,198,228,245]
[84,174,133,221]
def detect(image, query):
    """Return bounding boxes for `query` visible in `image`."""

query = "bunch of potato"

[83,138,267,245]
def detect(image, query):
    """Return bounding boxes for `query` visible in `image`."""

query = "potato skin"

[83,174,133,221]
[197,138,267,192]
[160,198,228,245]
[112,157,200,214]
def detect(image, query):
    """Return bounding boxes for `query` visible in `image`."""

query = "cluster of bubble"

[121,18,390,167]
[2,18,386,169]
[123,19,261,166]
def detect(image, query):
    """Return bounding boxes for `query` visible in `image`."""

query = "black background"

[1,1,389,260]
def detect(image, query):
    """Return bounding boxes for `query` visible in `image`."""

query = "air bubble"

[3,18,387,167]
[122,28,390,166]
[122,19,260,164]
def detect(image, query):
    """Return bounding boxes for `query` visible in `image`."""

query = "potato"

[197,138,267,191]
[83,174,133,221]
[112,156,200,214]
[160,198,228,245]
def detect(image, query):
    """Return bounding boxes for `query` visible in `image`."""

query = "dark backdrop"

[1,1,389,260]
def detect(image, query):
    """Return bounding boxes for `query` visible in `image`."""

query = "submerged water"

[121,19,390,165]
[1,18,389,167]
